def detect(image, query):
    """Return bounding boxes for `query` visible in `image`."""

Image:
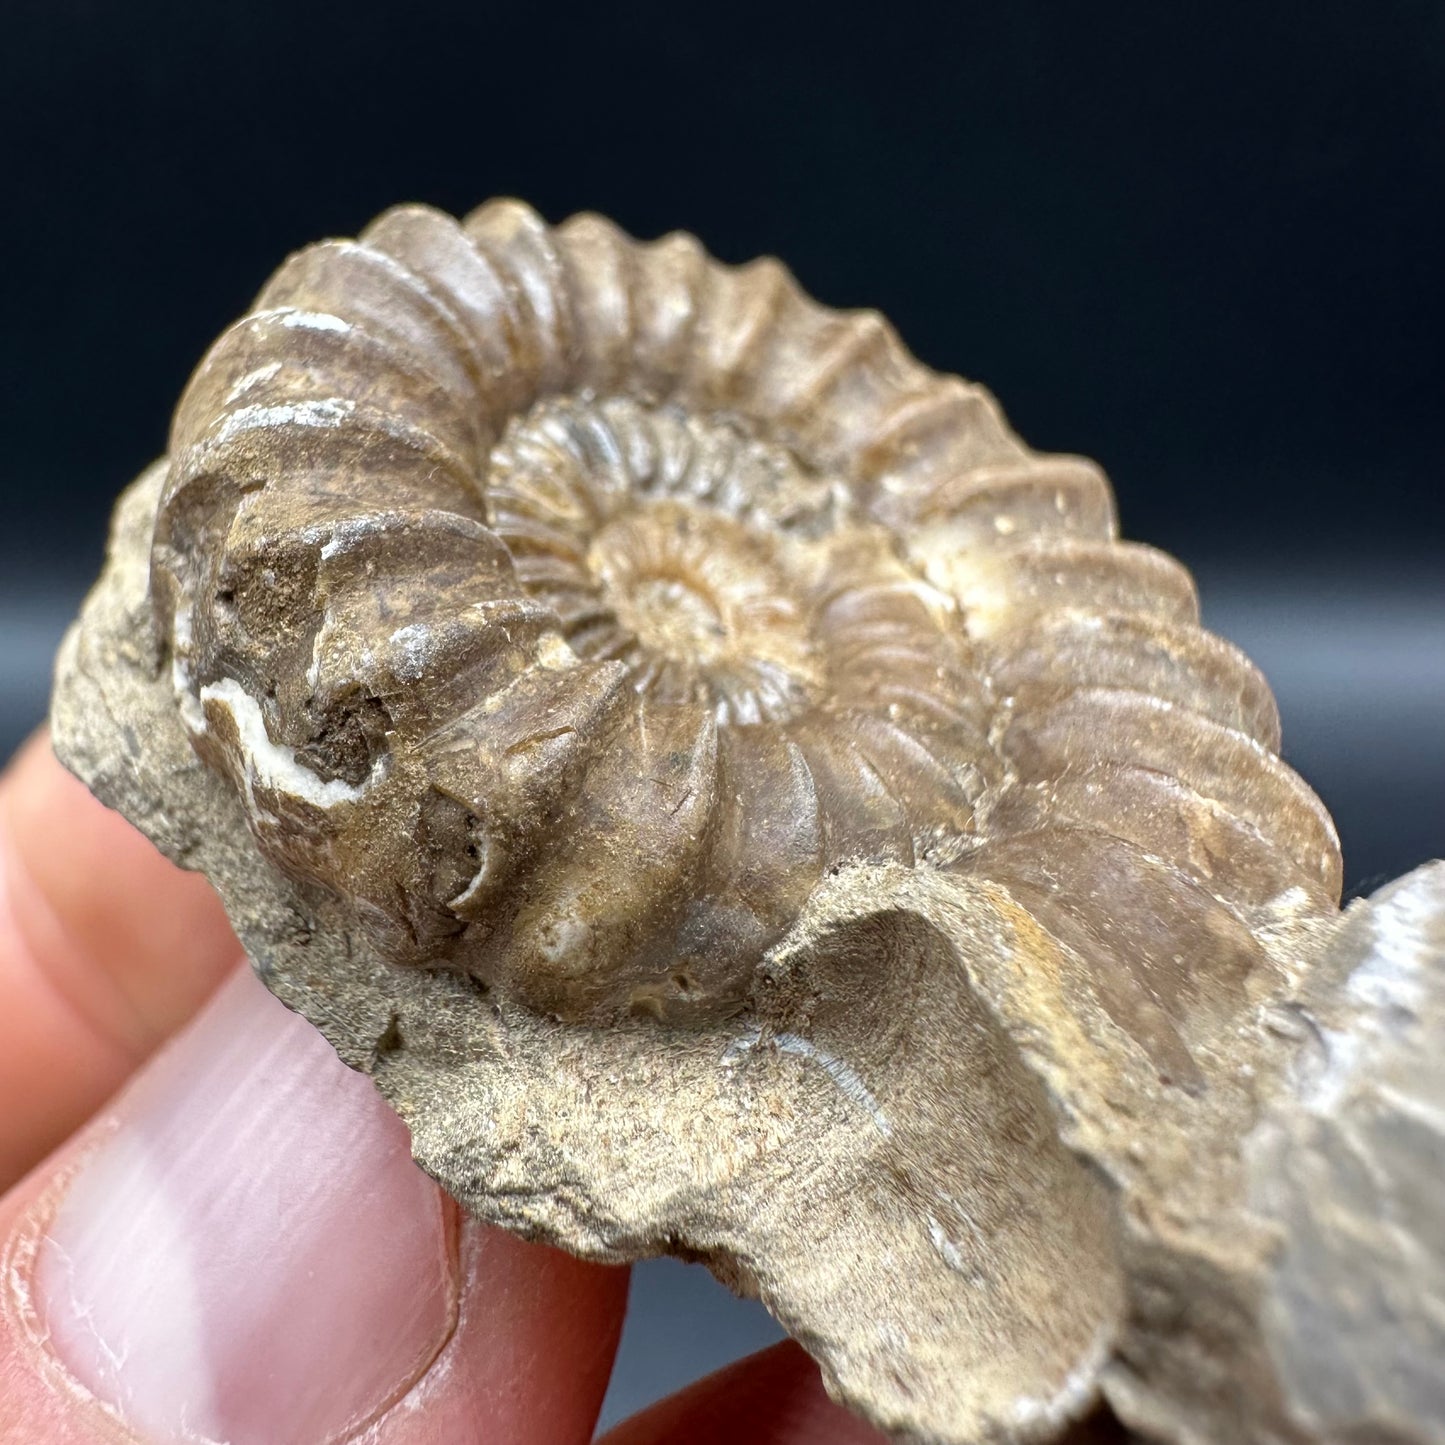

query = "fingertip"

[383,1221,629,1444]
[0,968,631,1445]
[0,730,239,1187]
[1,732,238,1032]
[598,1341,889,1445]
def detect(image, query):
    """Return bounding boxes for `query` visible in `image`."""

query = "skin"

[0,733,1127,1444]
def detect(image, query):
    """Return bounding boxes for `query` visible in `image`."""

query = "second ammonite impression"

[155,199,1339,1078]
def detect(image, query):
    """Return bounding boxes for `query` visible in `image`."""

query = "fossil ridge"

[51,201,1444,1444]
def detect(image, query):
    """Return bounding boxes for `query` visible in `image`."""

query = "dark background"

[1,0,1441,1424]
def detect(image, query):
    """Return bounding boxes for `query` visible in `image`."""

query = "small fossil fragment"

[52,201,1443,1444]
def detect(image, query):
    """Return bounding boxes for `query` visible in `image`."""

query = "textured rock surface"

[1245,863,1445,1444]
[50,202,1443,1443]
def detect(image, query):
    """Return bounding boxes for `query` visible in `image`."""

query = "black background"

[0,1,1441,1419]
[3,0,1442,569]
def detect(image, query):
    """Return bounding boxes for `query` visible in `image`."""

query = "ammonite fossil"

[53,200,1444,1445]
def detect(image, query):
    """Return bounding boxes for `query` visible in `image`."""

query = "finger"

[0,966,630,1444]
[0,732,240,1188]
[599,1341,889,1445]
[598,1341,1136,1445]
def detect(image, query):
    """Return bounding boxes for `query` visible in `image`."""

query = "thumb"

[0,966,629,1444]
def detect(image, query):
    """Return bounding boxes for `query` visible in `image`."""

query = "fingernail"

[28,967,458,1444]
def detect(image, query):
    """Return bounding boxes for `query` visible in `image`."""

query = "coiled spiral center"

[488,396,830,723]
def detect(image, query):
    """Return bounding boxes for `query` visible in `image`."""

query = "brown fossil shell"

[153,199,1340,1066]
[60,198,1435,1445]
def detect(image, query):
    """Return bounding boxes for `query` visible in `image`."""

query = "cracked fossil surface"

[52,200,1444,1444]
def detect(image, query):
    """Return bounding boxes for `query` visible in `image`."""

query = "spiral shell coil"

[155,199,1341,1073]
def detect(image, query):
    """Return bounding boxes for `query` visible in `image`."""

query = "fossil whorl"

[154,199,1341,1062]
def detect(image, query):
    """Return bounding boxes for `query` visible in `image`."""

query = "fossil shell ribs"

[153,199,1341,1041]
